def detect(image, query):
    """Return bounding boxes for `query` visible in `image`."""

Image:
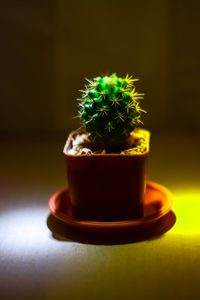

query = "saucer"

[48,181,173,234]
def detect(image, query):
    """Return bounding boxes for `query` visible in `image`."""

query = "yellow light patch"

[170,189,200,236]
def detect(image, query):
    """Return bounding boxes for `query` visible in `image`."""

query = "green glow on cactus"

[77,73,146,150]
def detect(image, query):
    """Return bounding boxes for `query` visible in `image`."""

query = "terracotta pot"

[63,129,150,221]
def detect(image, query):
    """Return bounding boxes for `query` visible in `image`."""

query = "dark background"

[1,0,200,137]
[1,2,200,300]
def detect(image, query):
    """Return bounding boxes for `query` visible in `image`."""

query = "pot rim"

[63,128,150,158]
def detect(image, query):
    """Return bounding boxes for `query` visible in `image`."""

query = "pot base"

[49,181,173,234]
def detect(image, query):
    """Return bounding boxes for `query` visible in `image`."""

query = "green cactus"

[77,73,146,151]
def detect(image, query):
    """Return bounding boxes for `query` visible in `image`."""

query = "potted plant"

[63,74,150,221]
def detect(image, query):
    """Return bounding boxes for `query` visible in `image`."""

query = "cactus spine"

[77,73,146,151]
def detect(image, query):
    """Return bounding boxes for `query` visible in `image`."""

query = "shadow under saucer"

[47,210,176,245]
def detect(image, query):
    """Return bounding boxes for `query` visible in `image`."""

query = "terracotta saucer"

[49,181,173,234]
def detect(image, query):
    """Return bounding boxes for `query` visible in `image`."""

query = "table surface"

[1,134,200,300]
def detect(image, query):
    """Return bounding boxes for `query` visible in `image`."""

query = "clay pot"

[63,130,150,221]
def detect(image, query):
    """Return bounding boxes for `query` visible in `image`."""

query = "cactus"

[77,73,146,151]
